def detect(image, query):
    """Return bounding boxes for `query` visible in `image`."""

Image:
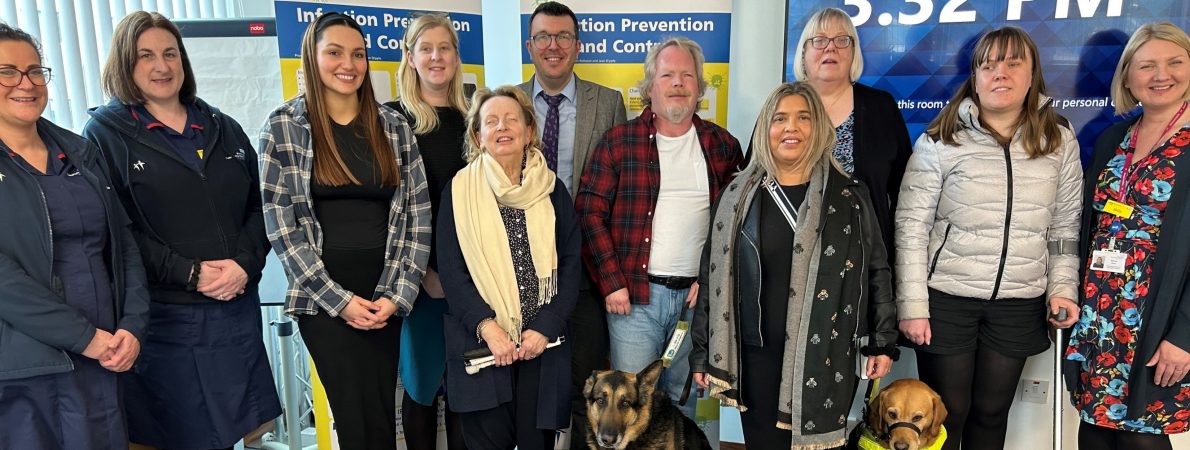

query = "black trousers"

[459,356,555,450]
[299,311,401,450]
[568,288,609,449]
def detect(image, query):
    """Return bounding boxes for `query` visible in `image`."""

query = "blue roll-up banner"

[785,0,1190,161]
[272,0,484,103]
[521,0,733,126]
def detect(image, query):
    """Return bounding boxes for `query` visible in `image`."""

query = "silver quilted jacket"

[894,97,1083,320]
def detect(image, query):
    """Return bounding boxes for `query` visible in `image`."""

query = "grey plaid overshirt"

[258,97,431,317]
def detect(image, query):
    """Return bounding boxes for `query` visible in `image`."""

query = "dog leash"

[859,377,881,420]
[661,304,696,406]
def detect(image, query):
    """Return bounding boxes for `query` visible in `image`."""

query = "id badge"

[1091,249,1127,274]
[1104,200,1134,219]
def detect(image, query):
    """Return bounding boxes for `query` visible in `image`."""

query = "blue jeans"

[607,282,697,419]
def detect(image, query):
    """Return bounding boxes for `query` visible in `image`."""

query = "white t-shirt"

[647,126,710,277]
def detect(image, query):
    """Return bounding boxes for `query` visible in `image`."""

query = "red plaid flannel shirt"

[576,107,743,305]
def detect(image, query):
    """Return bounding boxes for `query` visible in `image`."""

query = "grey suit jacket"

[519,75,627,198]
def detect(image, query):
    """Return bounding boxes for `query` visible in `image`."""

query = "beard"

[659,102,692,124]
[657,88,697,124]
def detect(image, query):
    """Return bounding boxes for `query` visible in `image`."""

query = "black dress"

[299,118,401,450]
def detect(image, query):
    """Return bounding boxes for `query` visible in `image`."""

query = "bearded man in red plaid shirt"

[575,36,743,419]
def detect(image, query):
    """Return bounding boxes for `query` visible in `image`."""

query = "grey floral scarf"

[704,156,867,449]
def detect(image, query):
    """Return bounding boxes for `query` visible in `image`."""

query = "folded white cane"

[464,337,566,375]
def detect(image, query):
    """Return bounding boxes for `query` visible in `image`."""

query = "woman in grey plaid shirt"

[257,12,431,450]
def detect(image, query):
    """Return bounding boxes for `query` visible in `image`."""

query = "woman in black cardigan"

[791,7,912,261]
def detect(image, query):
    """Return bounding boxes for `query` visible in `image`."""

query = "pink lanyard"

[1120,101,1188,200]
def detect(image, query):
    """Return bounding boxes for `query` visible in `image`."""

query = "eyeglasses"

[531,32,576,50]
[0,67,51,87]
[806,36,854,50]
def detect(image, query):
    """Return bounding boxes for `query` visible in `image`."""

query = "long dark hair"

[300,12,398,186]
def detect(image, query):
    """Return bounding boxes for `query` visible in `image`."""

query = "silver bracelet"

[476,317,495,342]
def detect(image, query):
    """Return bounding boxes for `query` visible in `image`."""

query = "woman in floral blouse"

[1065,21,1190,450]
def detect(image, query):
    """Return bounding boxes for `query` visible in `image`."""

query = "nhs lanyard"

[1119,101,1187,200]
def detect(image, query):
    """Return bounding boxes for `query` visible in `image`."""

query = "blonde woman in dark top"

[383,12,468,450]
[792,7,912,269]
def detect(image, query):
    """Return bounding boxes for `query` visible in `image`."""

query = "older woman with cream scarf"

[437,85,581,450]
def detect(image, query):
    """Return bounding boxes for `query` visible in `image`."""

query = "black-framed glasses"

[806,35,853,50]
[531,32,576,49]
[0,67,51,87]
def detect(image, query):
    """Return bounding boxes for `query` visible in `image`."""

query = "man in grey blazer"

[519,2,626,448]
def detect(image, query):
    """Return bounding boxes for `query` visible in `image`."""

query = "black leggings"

[401,390,466,450]
[916,347,1026,450]
[1078,422,1173,450]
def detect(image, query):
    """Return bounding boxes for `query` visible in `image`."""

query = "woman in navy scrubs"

[82,11,281,450]
[0,23,150,449]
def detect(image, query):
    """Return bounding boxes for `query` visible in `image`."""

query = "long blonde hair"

[925,27,1064,159]
[397,14,468,134]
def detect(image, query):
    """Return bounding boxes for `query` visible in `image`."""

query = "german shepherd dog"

[583,360,712,450]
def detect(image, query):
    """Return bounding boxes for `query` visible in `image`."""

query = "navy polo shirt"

[132,103,208,172]
[5,131,114,330]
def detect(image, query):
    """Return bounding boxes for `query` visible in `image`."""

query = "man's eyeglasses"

[531,32,576,50]
[0,67,52,87]
[806,36,854,50]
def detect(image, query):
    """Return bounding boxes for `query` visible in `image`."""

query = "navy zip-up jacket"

[0,118,150,380]
[83,98,269,305]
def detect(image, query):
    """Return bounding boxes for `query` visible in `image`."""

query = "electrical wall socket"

[1020,379,1049,404]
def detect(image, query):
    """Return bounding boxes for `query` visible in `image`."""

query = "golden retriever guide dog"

[582,360,711,450]
[860,379,948,450]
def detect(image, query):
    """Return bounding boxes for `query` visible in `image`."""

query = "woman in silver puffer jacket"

[894,26,1083,450]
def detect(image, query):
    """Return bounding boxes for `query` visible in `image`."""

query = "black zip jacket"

[0,118,150,380]
[83,98,268,305]
[690,172,899,374]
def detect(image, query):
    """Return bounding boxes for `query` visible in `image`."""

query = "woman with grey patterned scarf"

[691,81,899,449]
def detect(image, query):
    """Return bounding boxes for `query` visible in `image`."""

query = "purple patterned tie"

[542,93,564,172]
